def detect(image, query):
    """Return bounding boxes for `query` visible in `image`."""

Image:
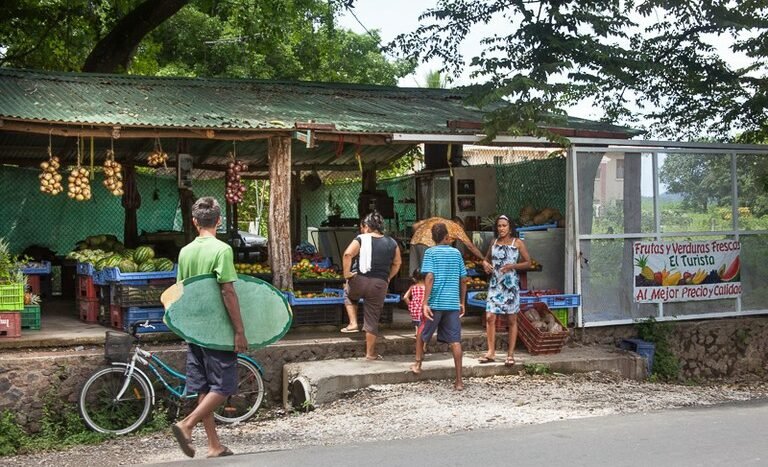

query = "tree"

[0,0,412,84]
[388,1,768,141]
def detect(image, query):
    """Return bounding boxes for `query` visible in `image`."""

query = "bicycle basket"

[104,330,133,362]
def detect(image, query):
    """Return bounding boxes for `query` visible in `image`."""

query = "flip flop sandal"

[478,356,496,364]
[207,446,234,458]
[504,357,516,367]
[171,424,195,458]
[340,326,359,333]
[365,354,383,360]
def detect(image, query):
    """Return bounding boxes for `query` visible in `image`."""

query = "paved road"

[156,400,768,467]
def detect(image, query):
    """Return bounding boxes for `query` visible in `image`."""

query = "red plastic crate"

[518,302,569,355]
[77,275,99,300]
[78,298,100,323]
[25,274,41,295]
[109,304,124,330]
[0,312,22,338]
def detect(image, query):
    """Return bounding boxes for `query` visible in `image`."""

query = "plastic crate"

[0,283,24,311]
[619,339,656,376]
[0,312,21,338]
[553,309,568,327]
[122,306,170,333]
[518,302,569,355]
[21,305,41,330]
[520,293,581,309]
[516,223,559,239]
[110,283,173,307]
[21,261,51,275]
[76,262,96,276]
[344,303,395,325]
[78,298,100,323]
[467,291,487,309]
[100,265,177,283]
[25,274,41,295]
[286,288,345,306]
[291,304,343,327]
[77,275,100,300]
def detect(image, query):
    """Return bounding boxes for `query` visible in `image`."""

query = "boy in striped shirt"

[410,222,468,390]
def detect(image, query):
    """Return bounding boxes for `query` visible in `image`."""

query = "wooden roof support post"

[268,135,293,291]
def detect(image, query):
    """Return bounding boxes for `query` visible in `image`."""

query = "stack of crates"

[21,261,52,298]
[0,282,23,338]
[97,264,177,334]
[76,262,102,323]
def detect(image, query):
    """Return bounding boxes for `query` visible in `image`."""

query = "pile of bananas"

[67,166,92,201]
[102,150,124,196]
[39,156,63,195]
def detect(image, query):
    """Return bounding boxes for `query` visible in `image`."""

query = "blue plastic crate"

[520,293,581,309]
[467,291,487,309]
[21,261,51,275]
[516,222,559,239]
[286,288,345,306]
[77,262,96,276]
[122,306,170,333]
[619,338,655,376]
[101,265,177,283]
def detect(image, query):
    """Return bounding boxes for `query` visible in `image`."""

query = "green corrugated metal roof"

[0,68,637,136]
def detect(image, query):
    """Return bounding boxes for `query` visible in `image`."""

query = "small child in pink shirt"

[403,269,426,335]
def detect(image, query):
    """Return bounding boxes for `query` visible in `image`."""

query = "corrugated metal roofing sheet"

[0,68,638,136]
[0,68,485,134]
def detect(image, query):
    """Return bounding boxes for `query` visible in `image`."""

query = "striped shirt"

[421,244,467,311]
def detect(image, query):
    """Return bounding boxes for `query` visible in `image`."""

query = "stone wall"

[573,315,768,379]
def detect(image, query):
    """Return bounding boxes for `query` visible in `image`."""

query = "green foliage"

[523,363,552,375]
[0,0,413,85]
[388,1,768,141]
[635,317,680,382]
[0,411,27,456]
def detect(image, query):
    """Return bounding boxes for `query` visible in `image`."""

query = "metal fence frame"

[567,141,768,328]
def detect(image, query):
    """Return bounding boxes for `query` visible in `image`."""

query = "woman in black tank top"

[341,211,402,360]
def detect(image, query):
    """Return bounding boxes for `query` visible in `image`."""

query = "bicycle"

[79,321,265,435]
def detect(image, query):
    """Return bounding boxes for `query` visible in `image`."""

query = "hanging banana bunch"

[102,147,124,196]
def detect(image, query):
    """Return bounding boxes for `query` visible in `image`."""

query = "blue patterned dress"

[485,239,520,315]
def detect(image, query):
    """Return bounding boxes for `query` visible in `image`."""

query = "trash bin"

[619,338,655,376]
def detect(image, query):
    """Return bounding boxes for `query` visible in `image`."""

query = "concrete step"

[283,346,647,409]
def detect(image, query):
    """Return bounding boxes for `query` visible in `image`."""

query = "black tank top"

[351,235,397,281]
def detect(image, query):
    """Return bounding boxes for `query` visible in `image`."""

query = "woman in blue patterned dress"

[478,215,531,366]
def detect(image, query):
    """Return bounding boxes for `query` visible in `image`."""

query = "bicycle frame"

[114,345,265,404]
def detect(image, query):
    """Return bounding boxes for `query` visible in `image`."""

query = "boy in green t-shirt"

[171,197,247,459]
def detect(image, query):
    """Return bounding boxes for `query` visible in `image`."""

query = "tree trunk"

[268,136,293,290]
[82,0,189,73]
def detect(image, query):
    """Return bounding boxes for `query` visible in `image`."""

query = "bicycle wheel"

[79,366,152,435]
[214,358,264,424]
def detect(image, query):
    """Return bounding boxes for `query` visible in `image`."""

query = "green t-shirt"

[177,236,238,283]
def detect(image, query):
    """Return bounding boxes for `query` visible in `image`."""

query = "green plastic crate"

[553,309,568,327]
[22,305,41,330]
[0,283,24,311]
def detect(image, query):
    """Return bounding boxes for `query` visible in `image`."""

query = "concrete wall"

[573,315,768,379]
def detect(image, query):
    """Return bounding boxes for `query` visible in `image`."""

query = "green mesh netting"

[0,165,225,255]
[495,157,566,221]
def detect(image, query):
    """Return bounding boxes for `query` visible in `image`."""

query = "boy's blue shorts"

[186,343,238,396]
[419,309,461,344]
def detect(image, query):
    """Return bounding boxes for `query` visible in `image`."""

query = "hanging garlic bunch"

[68,138,91,201]
[102,149,124,196]
[39,154,63,195]
[147,137,168,167]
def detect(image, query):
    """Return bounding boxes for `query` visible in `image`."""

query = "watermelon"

[138,261,156,272]
[118,259,138,273]
[154,258,175,272]
[107,255,123,267]
[134,246,155,264]
[122,249,135,259]
[95,258,108,271]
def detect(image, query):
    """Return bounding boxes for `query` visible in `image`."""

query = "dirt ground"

[6,370,768,466]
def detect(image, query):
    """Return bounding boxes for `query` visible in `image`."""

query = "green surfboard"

[161,273,292,351]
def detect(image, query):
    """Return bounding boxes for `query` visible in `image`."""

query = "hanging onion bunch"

[102,149,124,196]
[39,155,63,195]
[68,166,92,201]
[147,138,168,167]
[225,154,248,204]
